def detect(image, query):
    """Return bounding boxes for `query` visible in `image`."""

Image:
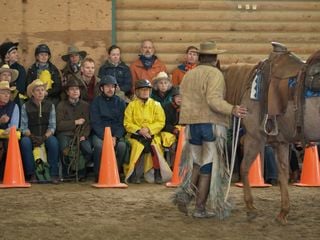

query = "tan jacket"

[179,64,233,127]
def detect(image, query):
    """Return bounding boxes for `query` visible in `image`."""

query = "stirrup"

[263,114,279,136]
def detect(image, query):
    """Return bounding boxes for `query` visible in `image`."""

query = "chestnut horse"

[222,45,320,224]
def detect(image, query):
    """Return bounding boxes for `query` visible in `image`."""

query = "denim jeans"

[92,134,127,175]
[57,134,93,162]
[20,136,59,177]
[189,123,215,145]
[264,145,277,181]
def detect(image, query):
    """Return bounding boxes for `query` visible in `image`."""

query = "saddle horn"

[271,42,288,53]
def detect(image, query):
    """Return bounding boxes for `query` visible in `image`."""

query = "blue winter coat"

[98,61,132,95]
[90,94,126,139]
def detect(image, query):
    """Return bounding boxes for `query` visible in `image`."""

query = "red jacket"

[130,58,167,91]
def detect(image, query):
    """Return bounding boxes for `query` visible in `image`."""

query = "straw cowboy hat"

[199,41,226,55]
[26,79,47,98]
[152,71,170,84]
[61,46,87,62]
[0,81,16,91]
[0,64,19,82]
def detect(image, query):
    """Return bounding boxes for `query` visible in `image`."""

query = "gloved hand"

[30,135,46,147]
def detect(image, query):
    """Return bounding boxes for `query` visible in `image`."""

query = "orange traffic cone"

[166,127,185,187]
[236,154,272,188]
[294,145,320,187]
[92,127,127,188]
[0,127,31,188]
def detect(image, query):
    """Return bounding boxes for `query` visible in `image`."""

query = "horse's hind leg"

[241,135,264,220]
[273,143,290,224]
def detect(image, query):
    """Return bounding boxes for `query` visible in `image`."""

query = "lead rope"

[224,116,241,203]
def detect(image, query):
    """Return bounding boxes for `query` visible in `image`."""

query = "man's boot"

[175,163,200,215]
[154,169,162,184]
[131,154,144,184]
[193,173,212,218]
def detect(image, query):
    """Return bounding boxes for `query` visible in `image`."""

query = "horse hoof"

[275,215,287,225]
[246,211,257,221]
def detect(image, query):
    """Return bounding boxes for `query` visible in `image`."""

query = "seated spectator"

[151,71,174,106]
[90,75,129,180]
[124,79,172,184]
[161,87,182,167]
[61,46,87,86]
[264,144,278,185]
[56,79,92,181]
[26,44,62,105]
[130,39,167,91]
[172,46,199,86]
[20,79,59,184]
[0,41,27,95]
[0,81,20,180]
[66,57,100,104]
[0,64,21,105]
[98,45,132,98]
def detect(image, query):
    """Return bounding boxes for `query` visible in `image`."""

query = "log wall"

[116,0,320,72]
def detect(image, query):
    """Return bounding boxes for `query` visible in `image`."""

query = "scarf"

[185,63,197,72]
[139,55,157,70]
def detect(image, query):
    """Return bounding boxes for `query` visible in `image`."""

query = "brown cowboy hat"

[0,64,19,82]
[61,46,87,62]
[0,81,16,91]
[199,41,226,55]
[26,79,47,98]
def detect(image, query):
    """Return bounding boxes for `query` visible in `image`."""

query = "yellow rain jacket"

[124,97,172,183]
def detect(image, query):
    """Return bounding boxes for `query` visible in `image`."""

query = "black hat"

[35,44,51,56]
[135,79,152,89]
[0,41,19,61]
[100,75,118,87]
[65,78,81,90]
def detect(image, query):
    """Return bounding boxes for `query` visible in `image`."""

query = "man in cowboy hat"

[61,45,87,86]
[0,41,27,95]
[56,78,92,181]
[0,81,20,180]
[20,79,60,184]
[173,41,248,218]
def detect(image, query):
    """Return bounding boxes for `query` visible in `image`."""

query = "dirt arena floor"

[0,182,319,240]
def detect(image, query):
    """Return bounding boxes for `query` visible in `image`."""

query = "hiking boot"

[154,169,162,184]
[129,171,141,184]
[28,174,37,183]
[51,176,60,184]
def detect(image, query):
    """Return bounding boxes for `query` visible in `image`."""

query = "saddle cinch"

[263,42,305,135]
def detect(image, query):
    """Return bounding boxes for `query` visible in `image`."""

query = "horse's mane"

[306,49,320,65]
[222,63,258,105]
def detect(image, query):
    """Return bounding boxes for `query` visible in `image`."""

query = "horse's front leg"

[241,136,263,220]
[273,142,290,224]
